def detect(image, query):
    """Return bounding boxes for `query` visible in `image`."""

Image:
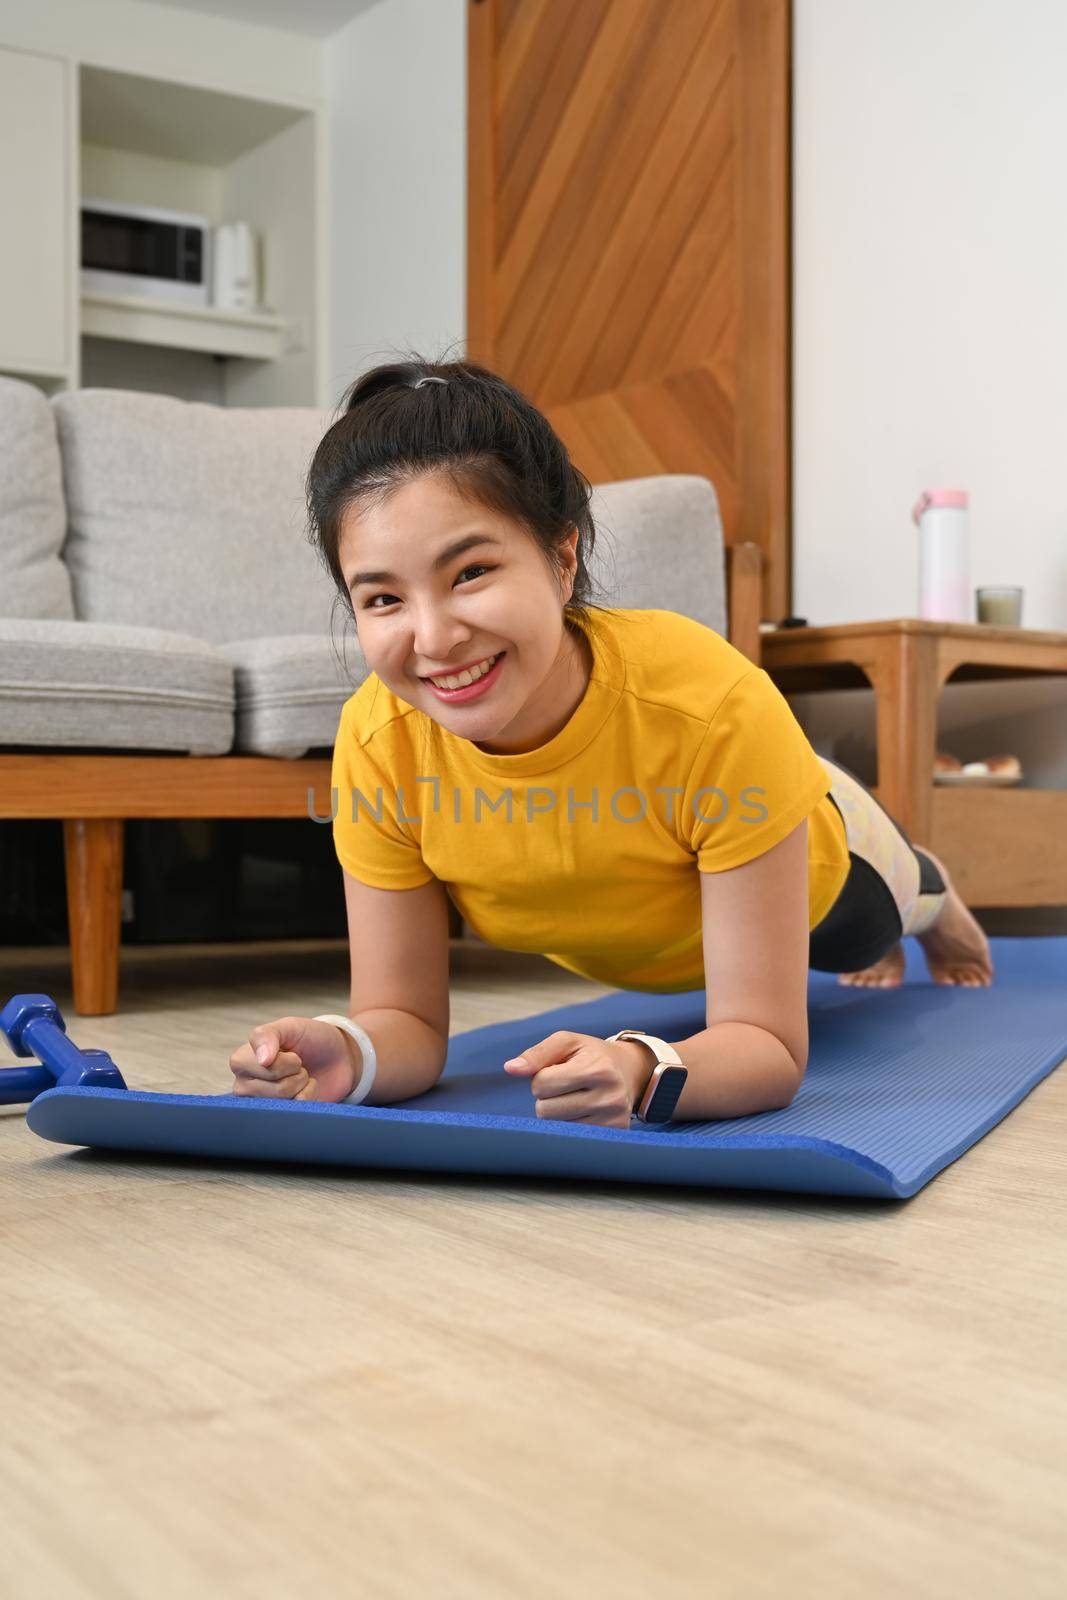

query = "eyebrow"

[349,534,501,593]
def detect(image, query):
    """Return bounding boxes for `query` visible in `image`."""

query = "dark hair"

[305,344,612,644]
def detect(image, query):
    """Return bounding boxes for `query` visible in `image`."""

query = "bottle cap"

[912,489,968,526]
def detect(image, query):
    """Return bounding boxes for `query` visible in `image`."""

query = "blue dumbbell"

[0,994,127,1104]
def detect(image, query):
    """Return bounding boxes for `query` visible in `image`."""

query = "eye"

[362,564,494,610]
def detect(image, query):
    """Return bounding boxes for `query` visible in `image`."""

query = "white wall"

[791,0,1067,795]
[323,0,467,409]
[793,0,1067,633]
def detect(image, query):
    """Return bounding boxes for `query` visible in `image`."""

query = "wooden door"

[468,0,791,622]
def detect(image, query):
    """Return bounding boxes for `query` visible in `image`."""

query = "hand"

[227,1015,362,1103]
[502,1030,654,1129]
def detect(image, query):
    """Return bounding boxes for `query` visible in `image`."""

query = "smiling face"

[338,470,593,755]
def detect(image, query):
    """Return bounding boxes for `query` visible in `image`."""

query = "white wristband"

[313,1013,378,1106]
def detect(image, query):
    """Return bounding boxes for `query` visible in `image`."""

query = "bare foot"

[837,941,906,988]
[914,847,995,987]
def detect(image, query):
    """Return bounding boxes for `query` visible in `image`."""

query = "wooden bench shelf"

[763,618,1067,912]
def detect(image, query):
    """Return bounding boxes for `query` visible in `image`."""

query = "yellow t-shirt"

[330,606,850,993]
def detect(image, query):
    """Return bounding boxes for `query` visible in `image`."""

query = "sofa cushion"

[222,634,367,759]
[0,619,234,754]
[51,389,336,644]
[586,475,727,637]
[0,376,75,621]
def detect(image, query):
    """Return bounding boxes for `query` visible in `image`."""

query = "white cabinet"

[0,46,70,379]
[0,45,323,406]
[76,64,322,406]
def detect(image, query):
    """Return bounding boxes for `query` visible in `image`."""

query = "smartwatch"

[604,1030,688,1124]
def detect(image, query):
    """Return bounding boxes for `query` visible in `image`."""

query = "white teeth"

[429,654,499,690]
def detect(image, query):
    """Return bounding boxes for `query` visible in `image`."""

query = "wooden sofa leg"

[63,819,124,1016]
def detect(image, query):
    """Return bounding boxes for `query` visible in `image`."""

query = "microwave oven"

[81,199,211,306]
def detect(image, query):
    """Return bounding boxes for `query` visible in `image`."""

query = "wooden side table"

[761,619,1067,909]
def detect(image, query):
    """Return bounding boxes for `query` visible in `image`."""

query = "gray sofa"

[0,373,760,1014]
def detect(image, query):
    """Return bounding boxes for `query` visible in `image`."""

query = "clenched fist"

[227,1015,361,1103]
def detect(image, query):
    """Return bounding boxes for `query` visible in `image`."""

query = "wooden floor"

[1,937,1064,1599]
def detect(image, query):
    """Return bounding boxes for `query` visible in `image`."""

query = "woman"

[227,356,993,1126]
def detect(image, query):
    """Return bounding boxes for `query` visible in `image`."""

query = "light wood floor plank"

[1,939,1064,1598]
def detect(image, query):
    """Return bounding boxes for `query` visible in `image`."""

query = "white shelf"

[80,65,307,167]
[80,290,289,361]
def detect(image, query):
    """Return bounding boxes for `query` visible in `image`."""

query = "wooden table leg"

[868,632,947,846]
[63,818,123,1016]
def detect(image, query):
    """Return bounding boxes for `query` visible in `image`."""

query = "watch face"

[643,1065,688,1124]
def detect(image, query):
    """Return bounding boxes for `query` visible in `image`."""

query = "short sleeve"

[330,702,435,890]
[684,668,831,873]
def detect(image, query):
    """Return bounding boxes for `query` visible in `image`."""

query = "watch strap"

[604,1030,686,1123]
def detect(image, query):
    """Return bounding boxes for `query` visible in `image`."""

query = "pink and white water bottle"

[912,488,970,622]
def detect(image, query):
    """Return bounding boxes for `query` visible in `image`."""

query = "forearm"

[340,1008,448,1104]
[617,1022,801,1122]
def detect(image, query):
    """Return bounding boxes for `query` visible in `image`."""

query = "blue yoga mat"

[18,935,1067,1199]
